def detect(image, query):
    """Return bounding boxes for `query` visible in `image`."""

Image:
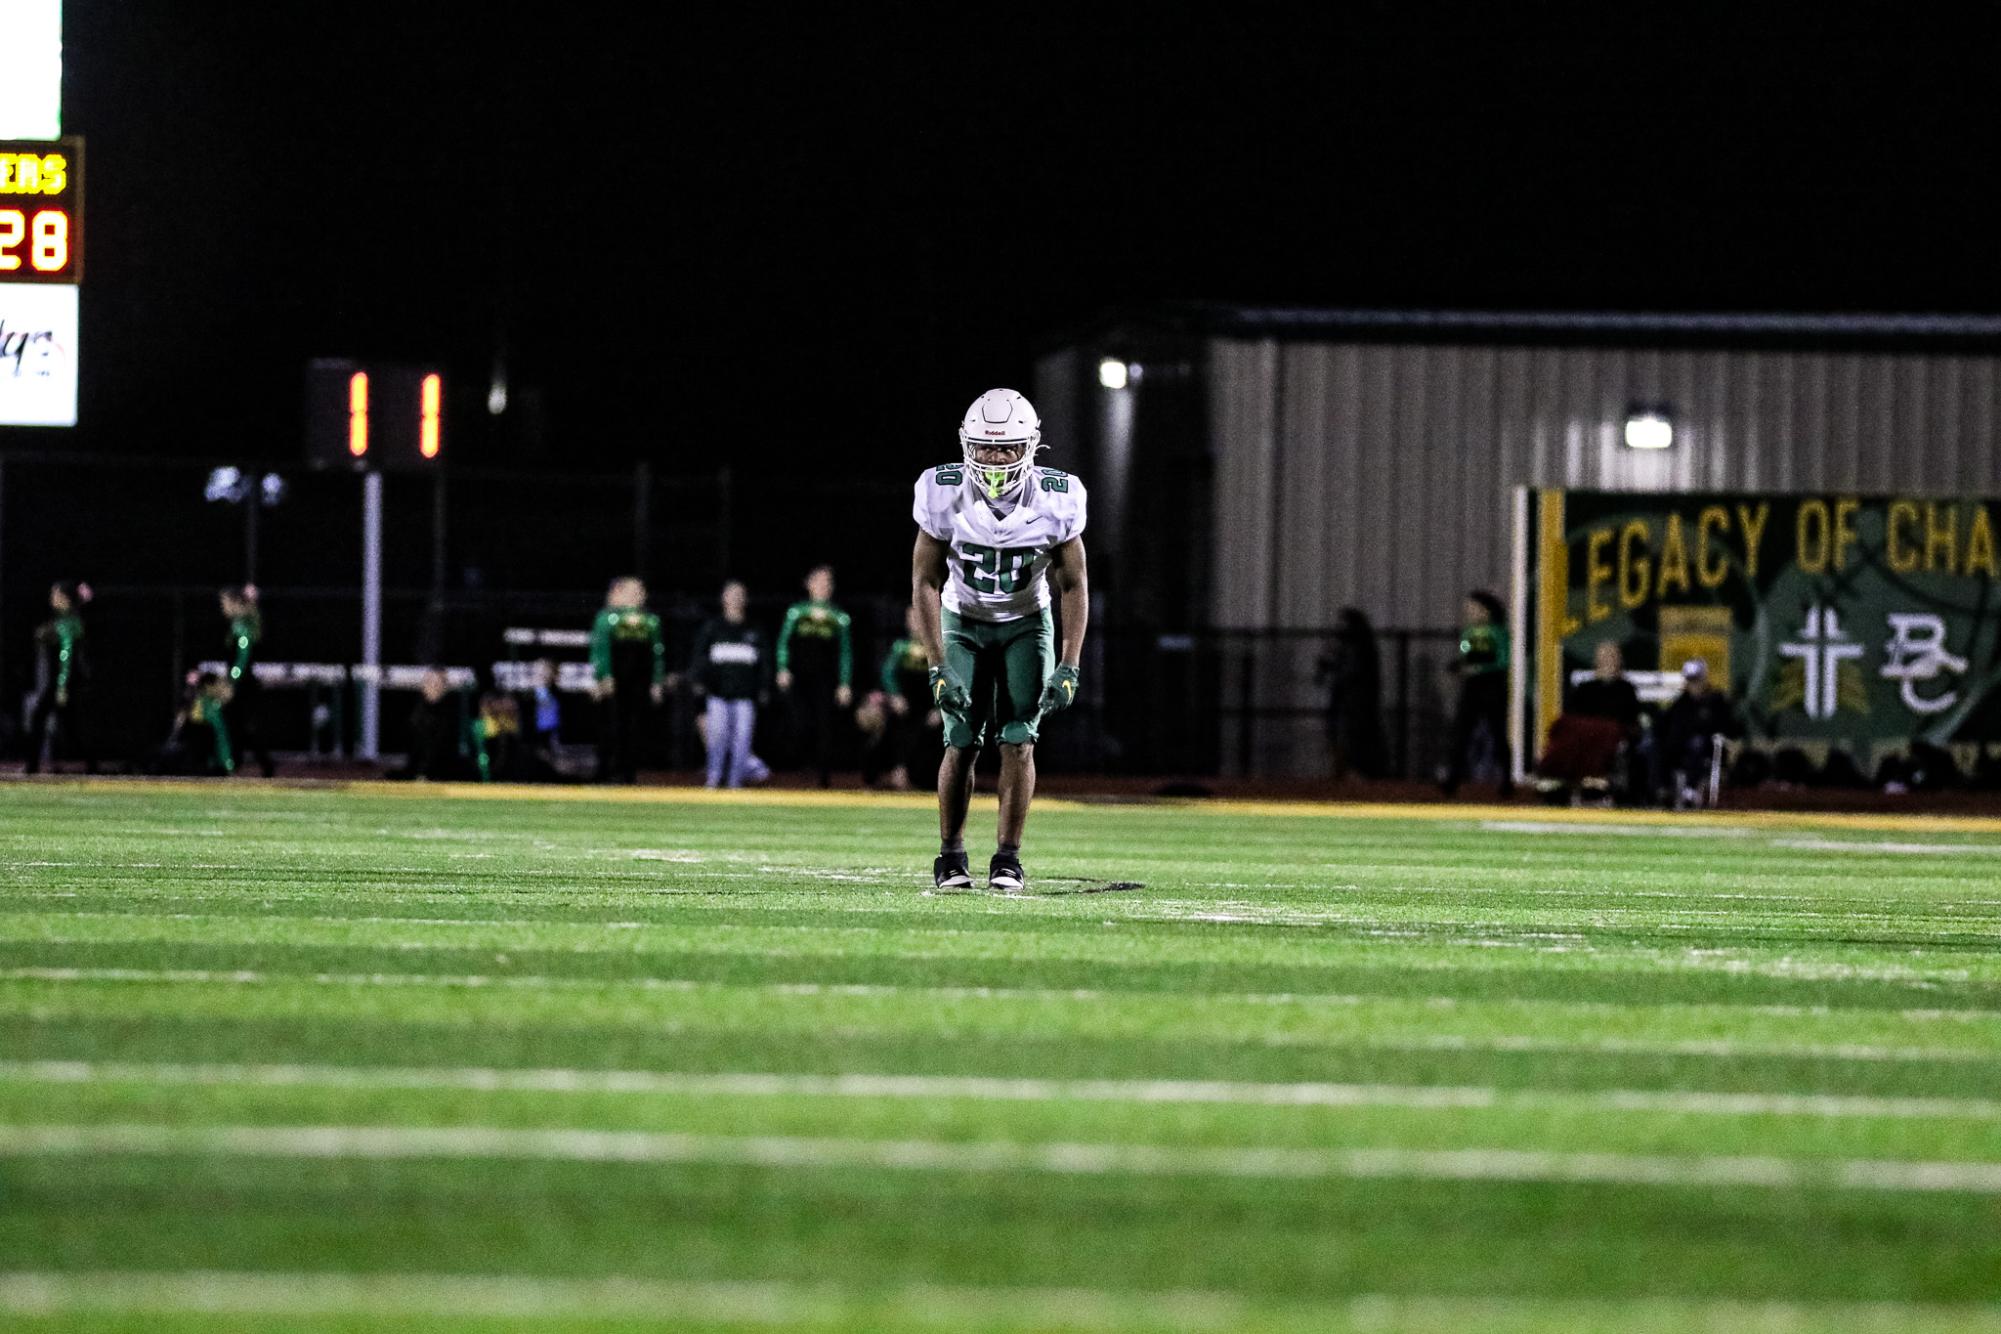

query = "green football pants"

[940,607,1054,750]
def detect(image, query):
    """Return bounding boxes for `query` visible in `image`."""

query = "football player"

[911,389,1088,893]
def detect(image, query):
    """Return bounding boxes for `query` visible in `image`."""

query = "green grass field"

[1,780,1999,1332]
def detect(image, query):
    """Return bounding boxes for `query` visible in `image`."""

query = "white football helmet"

[957,388,1042,499]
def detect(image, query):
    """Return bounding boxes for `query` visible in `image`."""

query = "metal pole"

[170,590,185,691]
[717,466,732,579]
[1396,632,1412,780]
[1237,646,1255,777]
[432,470,448,594]
[360,471,383,760]
[633,461,651,581]
[244,487,260,584]
[424,470,447,664]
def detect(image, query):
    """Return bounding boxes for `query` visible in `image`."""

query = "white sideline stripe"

[0,1271,1234,1325]
[5,967,1998,1027]
[5,1122,2001,1194]
[4,1060,2000,1121]
[2,1274,1989,1332]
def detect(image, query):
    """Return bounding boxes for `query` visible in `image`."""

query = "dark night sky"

[18,4,2001,478]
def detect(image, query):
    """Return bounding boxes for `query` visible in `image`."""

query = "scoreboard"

[0,136,81,425]
[0,138,80,281]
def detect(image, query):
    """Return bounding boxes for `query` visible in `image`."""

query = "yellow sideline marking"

[13,775,2001,835]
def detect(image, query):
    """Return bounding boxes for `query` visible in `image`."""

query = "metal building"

[1036,307,2001,779]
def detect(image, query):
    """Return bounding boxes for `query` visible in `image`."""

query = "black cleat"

[932,853,973,890]
[988,852,1026,894]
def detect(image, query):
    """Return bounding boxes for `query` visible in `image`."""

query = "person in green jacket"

[775,564,853,787]
[25,581,95,775]
[590,575,665,784]
[1441,588,1515,798]
[219,584,275,777]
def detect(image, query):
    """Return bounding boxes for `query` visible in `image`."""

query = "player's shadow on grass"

[1032,878,1145,896]
[921,879,1141,898]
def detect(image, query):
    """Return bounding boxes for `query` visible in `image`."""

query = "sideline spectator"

[520,658,564,773]
[688,580,772,789]
[471,689,524,781]
[153,671,235,776]
[775,564,853,786]
[590,576,666,784]
[1440,589,1513,797]
[1570,641,1641,733]
[1656,659,1740,807]
[394,668,473,781]
[24,581,95,775]
[878,605,940,791]
[219,584,275,777]
[856,689,895,787]
[1316,607,1387,780]
[1537,641,1640,802]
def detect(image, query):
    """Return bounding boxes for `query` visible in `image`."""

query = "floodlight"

[1624,408,1674,450]
[260,473,287,506]
[204,466,245,504]
[1098,358,1128,390]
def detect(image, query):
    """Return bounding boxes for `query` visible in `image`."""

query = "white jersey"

[912,464,1088,622]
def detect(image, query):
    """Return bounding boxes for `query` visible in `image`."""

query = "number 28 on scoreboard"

[0,138,83,284]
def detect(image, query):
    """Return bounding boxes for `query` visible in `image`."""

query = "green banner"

[1532,490,2001,764]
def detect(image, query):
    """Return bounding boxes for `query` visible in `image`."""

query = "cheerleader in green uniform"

[219,585,275,777]
[24,581,96,775]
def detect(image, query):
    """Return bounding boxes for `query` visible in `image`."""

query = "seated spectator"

[472,690,524,782]
[1570,641,1641,732]
[1537,641,1642,802]
[1655,659,1740,807]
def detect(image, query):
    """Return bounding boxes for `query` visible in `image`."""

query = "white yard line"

[1771,837,2001,856]
[0,967,1109,1001]
[3,967,1996,1026]
[1,1272,1995,1332]
[3,1272,1990,1331]
[1478,821,1759,839]
[4,1122,2001,1193]
[2,971,1993,1062]
[1372,1032,1999,1063]
[3,1060,1999,1120]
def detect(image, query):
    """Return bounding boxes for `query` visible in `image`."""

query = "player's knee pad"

[943,714,985,751]
[998,720,1040,747]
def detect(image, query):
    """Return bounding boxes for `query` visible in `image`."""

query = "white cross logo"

[1779,605,1864,720]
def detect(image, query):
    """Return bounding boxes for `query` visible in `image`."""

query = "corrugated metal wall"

[1208,337,2001,776]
